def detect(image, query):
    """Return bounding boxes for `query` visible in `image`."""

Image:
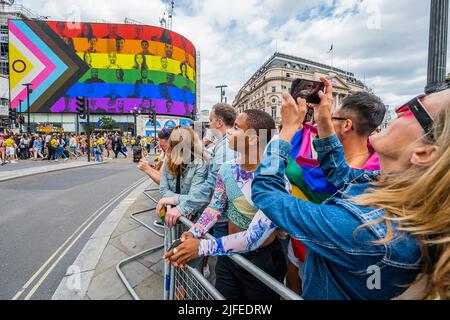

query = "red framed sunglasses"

[396,95,435,140]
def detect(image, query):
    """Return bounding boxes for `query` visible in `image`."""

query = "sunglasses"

[395,95,435,139]
[331,116,355,131]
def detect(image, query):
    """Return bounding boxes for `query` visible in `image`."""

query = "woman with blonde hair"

[156,126,209,227]
[252,78,449,300]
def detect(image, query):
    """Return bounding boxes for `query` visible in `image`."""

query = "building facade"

[232,52,367,124]
[0,2,39,130]
[0,2,40,76]
[2,10,199,134]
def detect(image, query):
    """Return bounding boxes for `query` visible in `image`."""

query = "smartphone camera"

[290,79,325,104]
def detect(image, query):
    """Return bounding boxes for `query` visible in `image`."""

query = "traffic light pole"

[18,99,23,134]
[154,112,157,154]
[23,83,32,134]
[87,99,91,163]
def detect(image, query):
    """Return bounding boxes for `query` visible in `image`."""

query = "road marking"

[12,177,147,300]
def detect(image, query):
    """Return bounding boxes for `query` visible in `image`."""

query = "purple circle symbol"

[12,60,26,73]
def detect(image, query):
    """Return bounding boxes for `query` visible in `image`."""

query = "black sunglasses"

[396,95,435,139]
[331,116,355,131]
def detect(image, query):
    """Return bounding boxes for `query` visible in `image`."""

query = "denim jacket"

[251,139,422,300]
[314,134,381,189]
[178,134,236,218]
[160,159,209,217]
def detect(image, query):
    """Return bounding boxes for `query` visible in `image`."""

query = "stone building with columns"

[232,52,367,124]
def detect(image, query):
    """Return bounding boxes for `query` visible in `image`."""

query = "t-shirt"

[34,140,42,149]
[97,138,104,146]
[189,160,279,257]
[5,138,14,148]
[50,139,58,148]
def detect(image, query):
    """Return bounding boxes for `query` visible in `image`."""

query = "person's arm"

[188,170,228,238]
[138,158,162,184]
[159,160,181,202]
[197,210,277,257]
[251,139,384,269]
[314,135,381,189]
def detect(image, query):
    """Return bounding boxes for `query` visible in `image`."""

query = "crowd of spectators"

[135,78,449,300]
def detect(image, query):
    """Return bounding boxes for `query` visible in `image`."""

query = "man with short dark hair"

[165,43,173,59]
[329,91,386,170]
[85,68,105,83]
[139,40,154,56]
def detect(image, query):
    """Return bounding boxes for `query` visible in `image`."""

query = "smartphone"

[290,79,325,104]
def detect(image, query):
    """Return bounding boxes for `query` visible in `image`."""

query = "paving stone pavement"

[84,188,165,300]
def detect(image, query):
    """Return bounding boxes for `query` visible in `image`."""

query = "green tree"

[100,116,117,130]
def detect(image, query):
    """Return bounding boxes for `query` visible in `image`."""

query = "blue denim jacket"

[160,159,209,217]
[314,135,381,189]
[251,138,422,300]
[178,134,236,220]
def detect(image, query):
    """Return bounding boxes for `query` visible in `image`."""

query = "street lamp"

[22,83,33,133]
[215,85,228,103]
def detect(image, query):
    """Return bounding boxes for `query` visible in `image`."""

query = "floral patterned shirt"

[189,161,278,257]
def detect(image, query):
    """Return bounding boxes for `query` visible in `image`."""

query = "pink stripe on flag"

[296,124,320,168]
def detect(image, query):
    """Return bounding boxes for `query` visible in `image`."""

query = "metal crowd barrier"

[116,184,164,300]
[117,184,302,301]
[167,216,303,301]
[163,217,225,300]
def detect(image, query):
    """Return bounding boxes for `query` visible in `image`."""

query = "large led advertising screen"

[8,20,196,117]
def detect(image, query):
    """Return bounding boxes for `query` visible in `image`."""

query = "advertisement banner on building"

[8,20,196,117]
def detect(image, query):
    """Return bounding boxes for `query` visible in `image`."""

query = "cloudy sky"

[19,0,449,110]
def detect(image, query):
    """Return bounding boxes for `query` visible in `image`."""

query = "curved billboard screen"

[8,20,196,117]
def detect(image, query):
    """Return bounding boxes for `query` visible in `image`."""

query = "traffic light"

[19,115,25,124]
[9,107,16,122]
[149,111,156,123]
[76,96,87,119]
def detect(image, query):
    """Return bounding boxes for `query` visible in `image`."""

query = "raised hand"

[279,93,308,142]
[311,77,336,138]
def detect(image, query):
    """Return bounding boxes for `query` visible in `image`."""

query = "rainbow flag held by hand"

[286,124,336,206]
[285,124,380,263]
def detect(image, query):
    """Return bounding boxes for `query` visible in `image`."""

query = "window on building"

[0,61,8,75]
[272,86,276,93]
[0,42,8,58]
[271,107,277,119]
[286,73,291,78]
[272,98,276,103]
